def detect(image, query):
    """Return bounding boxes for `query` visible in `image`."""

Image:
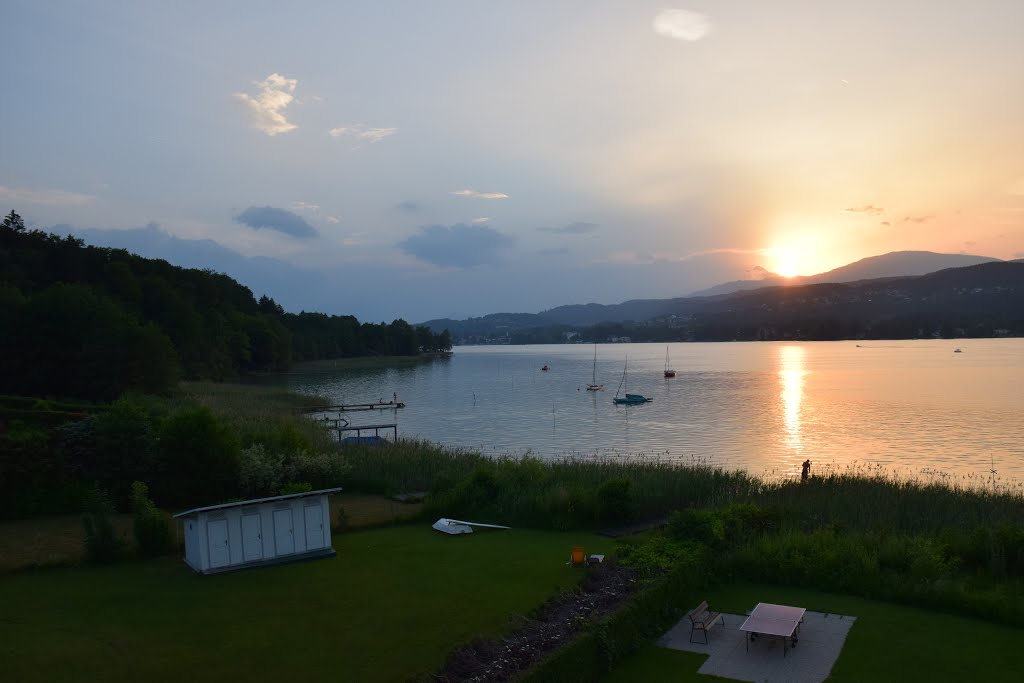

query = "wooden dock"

[302,401,405,413]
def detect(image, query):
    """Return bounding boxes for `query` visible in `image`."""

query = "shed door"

[207,519,230,568]
[241,513,263,562]
[273,508,295,555]
[304,504,325,550]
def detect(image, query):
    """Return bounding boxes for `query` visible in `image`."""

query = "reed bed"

[342,439,1023,532]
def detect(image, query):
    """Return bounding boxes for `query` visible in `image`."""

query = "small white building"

[173,487,341,574]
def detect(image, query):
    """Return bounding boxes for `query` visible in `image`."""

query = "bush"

[596,478,636,526]
[279,482,313,495]
[156,406,241,506]
[130,481,171,557]
[83,488,122,564]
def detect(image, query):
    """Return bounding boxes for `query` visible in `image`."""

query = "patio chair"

[568,545,589,567]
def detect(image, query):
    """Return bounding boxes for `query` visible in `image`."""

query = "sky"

[2,1,1023,322]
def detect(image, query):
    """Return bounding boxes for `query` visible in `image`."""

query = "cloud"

[291,201,320,213]
[234,73,299,136]
[395,200,419,212]
[881,221,891,226]
[450,189,509,200]
[328,124,398,144]
[537,247,570,256]
[537,221,599,235]
[398,223,515,268]
[0,185,95,205]
[471,217,491,224]
[653,9,712,42]
[235,206,318,238]
[845,204,885,215]
[902,214,934,223]
[290,200,340,225]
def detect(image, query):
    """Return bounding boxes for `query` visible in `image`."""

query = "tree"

[2,210,26,233]
[156,406,241,506]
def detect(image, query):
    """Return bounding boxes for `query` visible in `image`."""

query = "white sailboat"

[586,344,604,391]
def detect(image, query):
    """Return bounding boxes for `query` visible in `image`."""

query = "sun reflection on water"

[779,345,807,453]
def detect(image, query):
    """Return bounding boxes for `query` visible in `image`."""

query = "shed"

[173,487,341,574]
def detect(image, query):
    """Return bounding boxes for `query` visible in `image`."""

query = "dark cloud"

[537,247,570,256]
[845,205,885,215]
[399,223,515,268]
[235,206,318,238]
[537,221,599,235]
[902,214,934,224]
[395,200,419,212]
[881,221,891,226]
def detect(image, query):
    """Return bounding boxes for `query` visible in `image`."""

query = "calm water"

[278,340,1024,488]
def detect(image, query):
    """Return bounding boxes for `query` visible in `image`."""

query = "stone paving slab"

[658,610,856,683]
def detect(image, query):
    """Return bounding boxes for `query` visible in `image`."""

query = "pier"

[302,401,405,413]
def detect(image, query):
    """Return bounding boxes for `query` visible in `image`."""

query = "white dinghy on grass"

[432,518,511,535]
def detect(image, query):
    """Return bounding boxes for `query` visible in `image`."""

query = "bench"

[687,600,725,644]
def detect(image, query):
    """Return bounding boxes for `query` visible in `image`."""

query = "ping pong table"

[739,602,806,657]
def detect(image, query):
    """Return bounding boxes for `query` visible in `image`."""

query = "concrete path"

[658,610,856,683]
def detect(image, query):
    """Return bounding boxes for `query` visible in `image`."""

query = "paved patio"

[658,610,857,683]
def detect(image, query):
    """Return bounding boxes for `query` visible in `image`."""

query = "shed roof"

[173,487,343,518]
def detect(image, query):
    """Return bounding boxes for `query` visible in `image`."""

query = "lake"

[278,339,1024,489]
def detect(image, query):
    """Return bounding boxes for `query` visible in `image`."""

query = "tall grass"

[342,440,1024,535]
[755,467,1024,535]
[175,381,334,452]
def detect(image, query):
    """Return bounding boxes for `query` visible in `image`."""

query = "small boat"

[664,346,676,378]
[614,393,653,405]
[954,348,962,353]
[612,357,652,405]
[541,364,550,371]
[586,344,604,391]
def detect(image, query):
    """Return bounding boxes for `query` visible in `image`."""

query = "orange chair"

[569,545,588,567]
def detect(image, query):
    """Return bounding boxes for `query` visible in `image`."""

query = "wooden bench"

[687,600,725,644]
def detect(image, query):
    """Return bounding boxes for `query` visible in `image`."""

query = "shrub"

[82,488,122,564]
[130,481,171,557]
[596,478,636,526]
[156,406,241,506]
[279,482,313,495]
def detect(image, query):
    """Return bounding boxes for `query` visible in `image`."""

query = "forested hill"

[0,212,451,401]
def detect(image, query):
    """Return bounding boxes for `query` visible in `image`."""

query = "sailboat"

[664,346,676,378]
[586,344,604,391]
[612,357,652,405]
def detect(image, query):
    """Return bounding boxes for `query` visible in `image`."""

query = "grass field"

[0,525,610,682]
[603,583,1024,682]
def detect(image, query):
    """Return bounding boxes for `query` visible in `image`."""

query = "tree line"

[0,211,451,401]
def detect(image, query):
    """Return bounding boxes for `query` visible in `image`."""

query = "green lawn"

[604,583,1024,682]
[0,525,611,682]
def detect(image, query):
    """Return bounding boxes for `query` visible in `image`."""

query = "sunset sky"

[2,1,1022,321]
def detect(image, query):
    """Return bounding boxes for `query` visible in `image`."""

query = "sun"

[767,245,804,278]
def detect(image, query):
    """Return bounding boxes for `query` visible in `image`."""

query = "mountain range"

[419,251,1020,340]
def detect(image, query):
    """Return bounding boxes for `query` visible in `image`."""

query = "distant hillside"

[675,261,1024,341]
[421,260,1024,342]
[690,251,1000,298]
[804,251,1000,284]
